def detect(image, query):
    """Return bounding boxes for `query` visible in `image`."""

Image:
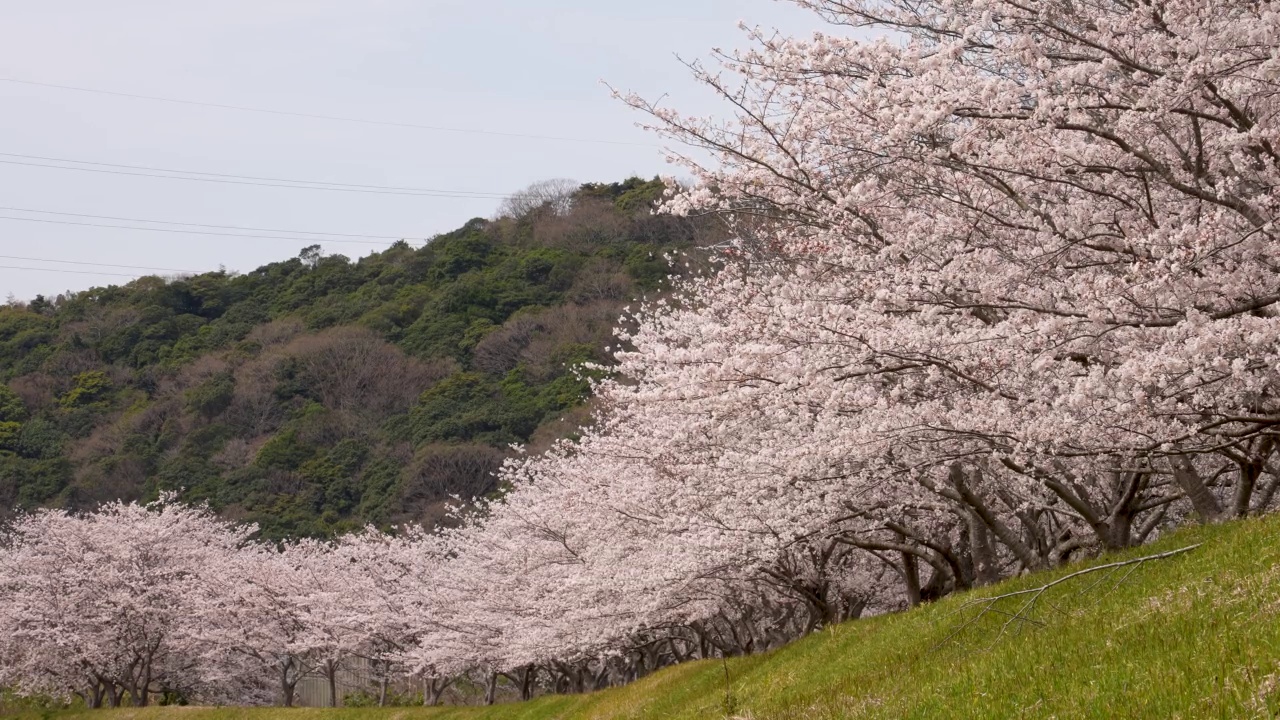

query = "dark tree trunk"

[899,539,922,607]
[733,613,759,653]
[1235,462,1260,518]
[1233,438,1274,518]
[107,684,125,709]
[966,509,999,585]
[324,659,339,707]
[133,663,153,707]
[691,621,712,660]
[129,686,149,707]
[85,680,107,709]
[919,565,949,602]
[1101,469,1147,550]
[592,659,612,690]
[424,677,451,706]
[1171,455,1223,522]
[517,664,536,701]
[945,464,1045,571]
[887,519,971,592]
[845,597,867,620]
[1254,467,1280,514]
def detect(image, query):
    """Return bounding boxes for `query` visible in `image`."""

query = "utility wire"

[0,254,200,274]
[0,264,142,278]
[0,205,432,242]
[0,158,512,199]
[0,77,653,147]
[0,152,510,198]
[0,214,421,247]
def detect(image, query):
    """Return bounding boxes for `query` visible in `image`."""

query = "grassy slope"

[14,514,1280,720]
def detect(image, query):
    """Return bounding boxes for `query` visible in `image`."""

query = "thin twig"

[971,544,1201,605]
[934,543,1201,650]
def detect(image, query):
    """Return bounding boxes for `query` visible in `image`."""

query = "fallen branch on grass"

[936,543,1203,650]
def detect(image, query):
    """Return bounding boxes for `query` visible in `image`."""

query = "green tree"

[59,371,113,409]
[0,385,26,422]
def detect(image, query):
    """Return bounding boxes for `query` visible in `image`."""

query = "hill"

[6,512,1278,718]
[0,177,721,537]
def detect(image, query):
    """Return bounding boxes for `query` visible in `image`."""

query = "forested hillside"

[0,177,717,537]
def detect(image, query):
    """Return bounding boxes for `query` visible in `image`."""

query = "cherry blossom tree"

[0,497,255,707]
[612,0,1280,564]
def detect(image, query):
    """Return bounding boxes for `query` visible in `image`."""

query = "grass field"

[9,513,1280,720]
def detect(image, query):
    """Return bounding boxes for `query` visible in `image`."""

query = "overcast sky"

[0,1,825,301]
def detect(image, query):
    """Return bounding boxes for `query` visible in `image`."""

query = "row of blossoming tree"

[4,0,1280,707]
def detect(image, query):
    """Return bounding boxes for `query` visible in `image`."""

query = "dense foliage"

[0,178,715,537]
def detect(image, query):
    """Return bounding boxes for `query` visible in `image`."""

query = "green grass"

[12,514,1280,719]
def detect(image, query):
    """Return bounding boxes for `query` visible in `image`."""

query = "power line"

[0,213,420,247]
[0,264,142,278]
[0,205,431,242]
[0,77,653,147]
[0,254,200,274]
[0,157,514,199]
[0,152,510,198]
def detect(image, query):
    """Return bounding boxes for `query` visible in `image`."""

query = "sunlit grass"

[11,514,1280,719]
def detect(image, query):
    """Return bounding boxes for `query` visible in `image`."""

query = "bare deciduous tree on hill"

[495,178,579,219]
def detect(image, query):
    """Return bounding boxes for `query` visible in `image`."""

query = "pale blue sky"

[0,1,825,300]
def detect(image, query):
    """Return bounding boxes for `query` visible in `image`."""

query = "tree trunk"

[1100,469,1146,550]
[947,464,1045,571]
[845,597,867,620]
[966,509,999,585]
[898,529,922,607]
[107,684,125,709]
[1254,465,1280,514]
[1235,461,1260,519]
[130,685,149,707]
[1171,455,1223,521]
[691,622,712,660]
[484,671,499,705]
[325,659,339,707]
[134,663,152,707]
[424,676,451,706]
[280,661,297,708]
[886,519,971,592]
[517,664,536,701]
[919,564,949,602]
[85,680,106,709]
[1105,505,1135,550]
[1233,438,1273,518]
[592,659,612,690]
[670,636,691,663]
